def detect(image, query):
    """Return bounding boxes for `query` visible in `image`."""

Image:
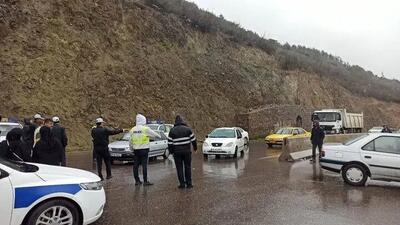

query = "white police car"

[320,133,400,186]
[0,158,105,225]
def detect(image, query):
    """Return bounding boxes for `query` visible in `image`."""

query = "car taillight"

[321,150,325,157]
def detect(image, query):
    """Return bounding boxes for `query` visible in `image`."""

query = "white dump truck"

[312,109,364,134]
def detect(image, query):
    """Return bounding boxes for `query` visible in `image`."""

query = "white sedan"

[203,127,246,158]
[320,133,400,186]
[0,159,105,225]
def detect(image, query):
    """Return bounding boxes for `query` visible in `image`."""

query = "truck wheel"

[25,199,81,225]
[342,164,368,186]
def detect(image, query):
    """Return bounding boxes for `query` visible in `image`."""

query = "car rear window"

[343,134,369,146]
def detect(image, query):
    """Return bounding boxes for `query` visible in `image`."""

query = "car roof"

[367,133,400,138]
[0,122,21,126]
[214,127,236,130]
[278,127,303,129]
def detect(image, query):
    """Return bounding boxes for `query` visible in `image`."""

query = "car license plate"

[110,153,122,157]
[211,148,222,152]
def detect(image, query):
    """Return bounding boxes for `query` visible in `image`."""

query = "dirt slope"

[1,0,400,150]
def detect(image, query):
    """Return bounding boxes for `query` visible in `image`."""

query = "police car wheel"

[26,199,81,225]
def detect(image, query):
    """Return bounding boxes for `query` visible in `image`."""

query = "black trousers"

[173,151,192,186]
[312,143,323,159]
[96,150,112,179]
[133,149,149,182]
[61,147,66,166]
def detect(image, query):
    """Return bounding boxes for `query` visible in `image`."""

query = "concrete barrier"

[279,133,365,161]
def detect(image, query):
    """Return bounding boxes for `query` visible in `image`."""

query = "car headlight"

[80,181,103,191]
[225,142,234,147]
[203,142,209,147]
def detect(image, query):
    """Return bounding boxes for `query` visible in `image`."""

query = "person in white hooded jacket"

[130,114,161,186]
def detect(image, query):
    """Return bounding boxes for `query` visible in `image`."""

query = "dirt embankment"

[1,0,400,150]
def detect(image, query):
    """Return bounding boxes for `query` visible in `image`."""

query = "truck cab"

[313,109,363,134]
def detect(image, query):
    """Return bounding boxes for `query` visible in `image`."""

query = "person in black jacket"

[0,128,31,162]
[91,118,123,180]
[51,117,68,166]
[168,115,197,189]
[310,121,325,163]
[33,126,63,166]
[381,125,392,133]
[22,117,37,149]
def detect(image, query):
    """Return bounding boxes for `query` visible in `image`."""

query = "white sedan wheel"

[346,167,364,183]
[36,206,73,225]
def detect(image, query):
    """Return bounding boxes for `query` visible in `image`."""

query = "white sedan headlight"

[225,142,234,147]
[203,142,209,147]
[80,181,103,191]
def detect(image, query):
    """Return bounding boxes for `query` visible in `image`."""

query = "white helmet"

[33,114,44,120]
[52,116,60,123]
[95,118,104,124]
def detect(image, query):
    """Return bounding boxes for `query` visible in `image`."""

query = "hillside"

[1,0,400,150]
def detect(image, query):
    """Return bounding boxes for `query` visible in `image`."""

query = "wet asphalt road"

[68,142,400,225]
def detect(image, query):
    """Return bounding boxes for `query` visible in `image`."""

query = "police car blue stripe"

[14,184,81,208]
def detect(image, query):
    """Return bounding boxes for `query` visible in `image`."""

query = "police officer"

[310,121,325,163]
[91,118,123,180]
[168,115,197,189]
[51,116,68,166]
[130,114,160,186]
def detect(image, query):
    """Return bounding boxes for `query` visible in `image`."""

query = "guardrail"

[279,133,365,161]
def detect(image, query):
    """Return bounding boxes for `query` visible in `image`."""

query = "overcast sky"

[190,0,400,79]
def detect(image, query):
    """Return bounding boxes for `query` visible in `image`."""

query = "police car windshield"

[209,129,236,138]
[121,133,131,141]
[0,158,38,173]
[0,125,20,137]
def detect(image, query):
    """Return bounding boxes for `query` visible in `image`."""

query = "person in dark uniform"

[51,117,68,166]
[91,118,123,180]
[310,121,325,163]
[168,115,197,189]
[0,128,31,162]
[381,125,392,133]
[33,126,63,166]
[22,117,36,149]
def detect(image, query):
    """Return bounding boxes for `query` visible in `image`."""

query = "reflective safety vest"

[130,127,150,146]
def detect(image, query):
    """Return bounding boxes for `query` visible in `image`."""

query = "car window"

[0,125,20,137]
[293,129,299,135]
[165,125,172,133]
[374,137,400,154]
[344,134,368,146]
[362,140,374,151]
[209,129,236,138]
[276,128,292,134]
[236,130,242,138]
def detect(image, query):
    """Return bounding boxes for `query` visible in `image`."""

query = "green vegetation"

[145,0,400,103]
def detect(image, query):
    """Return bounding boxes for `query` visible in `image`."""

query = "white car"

[203,127,246,158]
[234,127,249,145]
[320,133,400,186]
[368,127,383,133]
[147,123,174,136]
[0,122,23,142]
[109,131,169,162]
[0,159,105,225]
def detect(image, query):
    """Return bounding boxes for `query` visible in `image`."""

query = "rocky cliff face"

[1,0,399,150]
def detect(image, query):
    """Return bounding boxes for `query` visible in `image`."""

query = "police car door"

[0,167,13,225]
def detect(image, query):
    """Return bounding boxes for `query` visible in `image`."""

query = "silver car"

[108,131,170,163]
